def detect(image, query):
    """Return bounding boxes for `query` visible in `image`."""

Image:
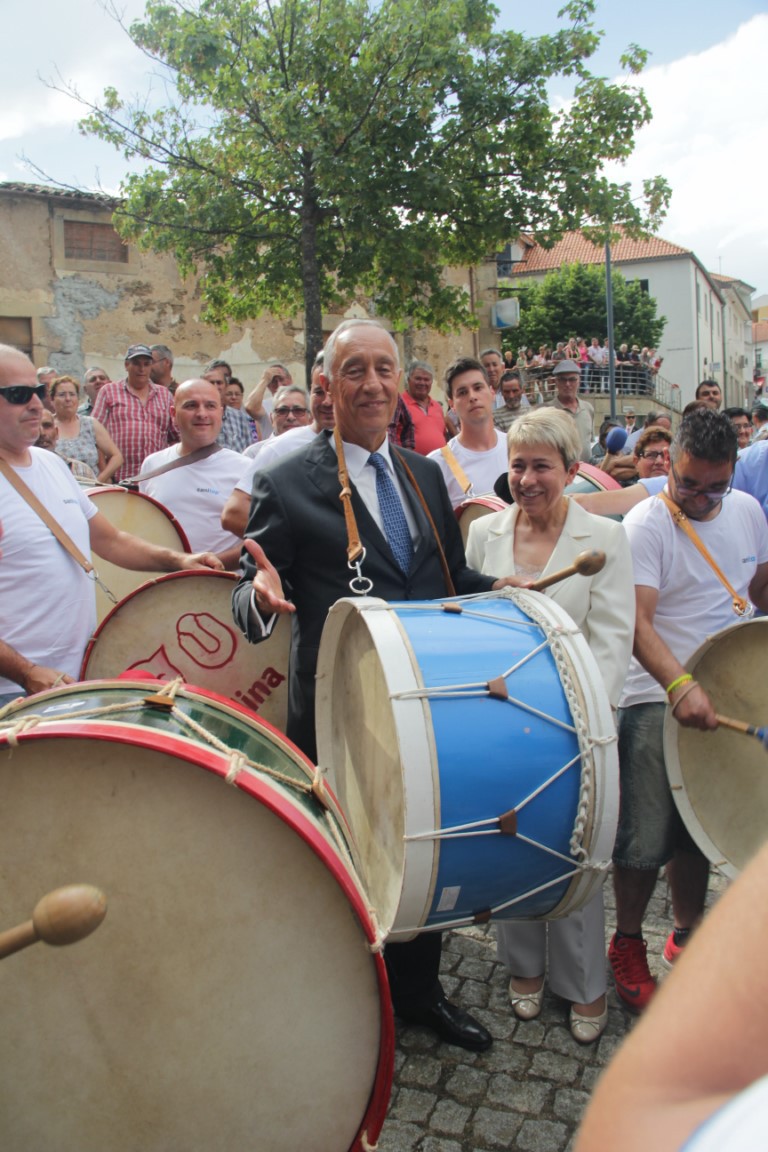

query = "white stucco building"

[504,231,754,408]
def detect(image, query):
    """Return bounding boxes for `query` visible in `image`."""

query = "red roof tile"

[511,229,691,274]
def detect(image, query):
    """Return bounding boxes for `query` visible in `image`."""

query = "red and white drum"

[0,681,393,1152]
[81,570,289,731]
[86,486,191,623]
[455,495,508,545]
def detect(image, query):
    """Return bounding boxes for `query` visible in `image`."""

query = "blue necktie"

[368,452,414,574]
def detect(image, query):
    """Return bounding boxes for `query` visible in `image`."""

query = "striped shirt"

[92,379,178,481]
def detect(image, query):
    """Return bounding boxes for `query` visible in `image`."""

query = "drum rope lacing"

[0,684,384,951]
[390,590,614,869]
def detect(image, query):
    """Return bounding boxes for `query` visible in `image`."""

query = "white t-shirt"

[427,430,508,509]
[620,488,768,707]
[0,449,98,692]
[139,446,244,554]
[256,424,318,469]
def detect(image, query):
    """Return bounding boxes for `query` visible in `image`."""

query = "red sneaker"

[608,932,656,1013]
[661,931,686,970]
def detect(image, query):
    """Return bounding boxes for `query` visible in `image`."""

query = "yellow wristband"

[666,673,693,697]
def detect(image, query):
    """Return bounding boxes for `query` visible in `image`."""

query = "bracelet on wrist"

[670,680,699,716]
[666,673,693,697]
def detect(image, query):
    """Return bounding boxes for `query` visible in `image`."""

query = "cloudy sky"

[3,0,767,296]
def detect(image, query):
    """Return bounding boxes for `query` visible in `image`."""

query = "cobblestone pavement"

[377,869,727,1151]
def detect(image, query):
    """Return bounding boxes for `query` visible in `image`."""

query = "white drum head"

[0,691,389,1151]
[87,488,190,623]
[81,571,290,731]
[664,617,768,877]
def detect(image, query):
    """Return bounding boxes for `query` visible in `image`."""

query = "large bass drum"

[0,681,392,1152]
[664,617,768,878]
[316,590,618,941]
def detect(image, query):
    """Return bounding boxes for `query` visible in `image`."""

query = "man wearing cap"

[546,360,594,462]
[92,344,178,482]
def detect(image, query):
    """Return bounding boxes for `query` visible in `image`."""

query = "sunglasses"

[0,383,48,405]
[274,405,308,417]
[670,463,732,502]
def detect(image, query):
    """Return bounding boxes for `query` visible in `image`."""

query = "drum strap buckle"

[90,570,119,605]
[348,549,374,596]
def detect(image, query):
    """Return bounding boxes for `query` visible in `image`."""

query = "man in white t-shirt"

[139,379,244,567]
[608,409,768,1015]
[427,357,508,509]
[0,346,223,709]
[222,359,334,538]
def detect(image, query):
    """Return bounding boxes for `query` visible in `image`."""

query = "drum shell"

[316,591,618,940]
[0,681,392,1152]
[81,570,289,731]
[664,617,768,878]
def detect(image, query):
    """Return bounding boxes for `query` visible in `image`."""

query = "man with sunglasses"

[608,409,768,1014]
[0,345,223,710]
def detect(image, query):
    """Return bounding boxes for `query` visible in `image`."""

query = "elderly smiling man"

[232,317,525,1052]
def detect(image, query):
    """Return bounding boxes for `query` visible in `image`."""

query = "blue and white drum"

[316,590,618,941]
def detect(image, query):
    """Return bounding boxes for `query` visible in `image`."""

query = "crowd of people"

[4,325,768,1150]
[502,336,664,398]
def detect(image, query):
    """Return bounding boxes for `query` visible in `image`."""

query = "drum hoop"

[317,597,442,938]
[80,571,238,677]
[0,695,395,1146]
[663,617,768,879]
[576,463,622,492]
[87,486,192,552]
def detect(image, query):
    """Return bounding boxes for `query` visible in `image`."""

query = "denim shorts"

[613,701,700,869]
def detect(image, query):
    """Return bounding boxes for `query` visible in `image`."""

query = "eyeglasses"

[637,450,669,462]
[0,383,48,405]
[274,405,308,417]
[670,463,732,501]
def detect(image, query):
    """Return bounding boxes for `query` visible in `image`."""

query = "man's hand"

[22,664,75,695]
[180,552,225,571]
[491,575,533,591]
[670,681,718,730]
[244,539,295,616]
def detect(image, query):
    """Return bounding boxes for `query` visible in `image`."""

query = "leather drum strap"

[439,445,473,497]
[658,489,748,616]
[332,431,456,596]
[0,457,116,602]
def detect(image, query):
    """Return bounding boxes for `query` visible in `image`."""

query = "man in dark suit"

[233,319,515,1051]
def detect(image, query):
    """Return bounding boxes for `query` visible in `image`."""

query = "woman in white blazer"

[466,407,635,1043]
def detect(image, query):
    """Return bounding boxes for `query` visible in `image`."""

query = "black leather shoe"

[400,996,492,1051]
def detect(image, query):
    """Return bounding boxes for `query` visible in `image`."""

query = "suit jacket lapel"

[306,433,405,574]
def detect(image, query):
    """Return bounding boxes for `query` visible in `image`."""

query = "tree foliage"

[503,262,666,353]
[76,0,671,373]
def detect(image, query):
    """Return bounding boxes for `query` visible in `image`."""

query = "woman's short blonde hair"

[506,407,582,470]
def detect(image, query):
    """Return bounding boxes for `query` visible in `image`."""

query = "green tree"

[504,262,666,353]
[76,0,670,375]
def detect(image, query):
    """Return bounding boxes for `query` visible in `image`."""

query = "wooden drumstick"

[528,549,606,592]
[714,714,768,749]
[0,884,107,961]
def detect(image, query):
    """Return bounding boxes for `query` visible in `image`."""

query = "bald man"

[138,378,245,568]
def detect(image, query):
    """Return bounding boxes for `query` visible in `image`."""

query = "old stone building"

[0,182,498,390]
